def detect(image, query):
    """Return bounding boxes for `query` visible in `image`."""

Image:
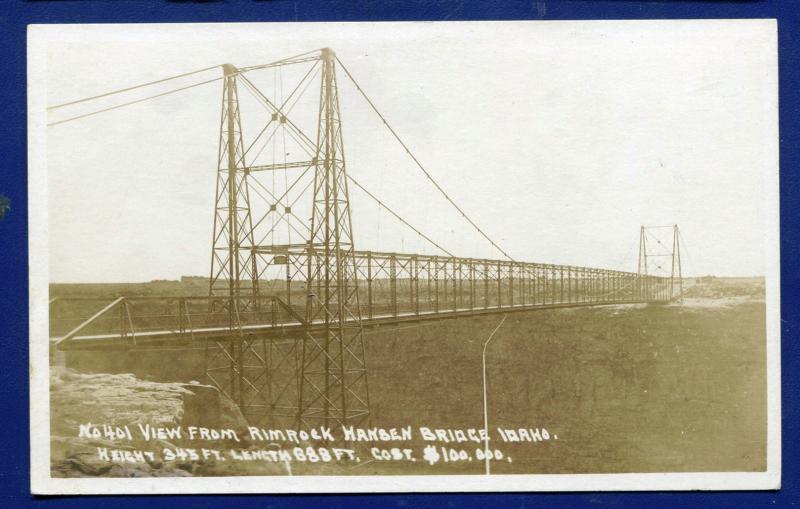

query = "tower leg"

[298,48,370,428]
[204,64,270,423]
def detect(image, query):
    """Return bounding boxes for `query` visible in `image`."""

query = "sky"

[36,20,778,282]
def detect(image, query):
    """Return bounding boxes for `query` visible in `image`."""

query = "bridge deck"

[52,299,653,350]
[50,249,675,351]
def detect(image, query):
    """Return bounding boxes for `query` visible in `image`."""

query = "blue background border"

[1,1,796,507]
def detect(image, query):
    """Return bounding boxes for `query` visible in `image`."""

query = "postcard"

[28,20,780,493]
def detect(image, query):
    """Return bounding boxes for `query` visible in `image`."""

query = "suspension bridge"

[47,48,685,429]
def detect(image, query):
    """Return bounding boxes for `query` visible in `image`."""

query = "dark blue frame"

[1,1,796,507]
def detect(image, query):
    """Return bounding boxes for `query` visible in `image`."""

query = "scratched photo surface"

[30,21,780,491]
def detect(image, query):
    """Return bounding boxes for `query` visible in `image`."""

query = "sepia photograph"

[27,20,780,493]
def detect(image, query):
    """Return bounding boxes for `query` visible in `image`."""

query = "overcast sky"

[37,20,777,282]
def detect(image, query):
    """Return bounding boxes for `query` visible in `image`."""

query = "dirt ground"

[50,277,767,476]
[362,282,766,474]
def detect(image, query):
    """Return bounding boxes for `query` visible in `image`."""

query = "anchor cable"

[47,64,223,111]
[47,76,224,127]
[46,51,325,127]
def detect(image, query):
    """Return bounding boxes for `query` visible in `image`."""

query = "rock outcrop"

[50,367,255,477]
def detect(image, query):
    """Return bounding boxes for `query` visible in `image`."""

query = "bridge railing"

[349,250,673,319]
[50,251,675,347]
[50,295,305,348]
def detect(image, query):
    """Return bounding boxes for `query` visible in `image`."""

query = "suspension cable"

[335,56,516,262]
[47,64,223,111]
[47,76,224,127]
[347,175,454,257]
[46,51,324,127]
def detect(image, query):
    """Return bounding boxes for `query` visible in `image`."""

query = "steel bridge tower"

[300,48,370,427]
[638,224,684,302]
[204,50,370,429]
[205,62,262,415]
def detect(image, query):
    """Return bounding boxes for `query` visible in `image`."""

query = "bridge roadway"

[50,249,673,350]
